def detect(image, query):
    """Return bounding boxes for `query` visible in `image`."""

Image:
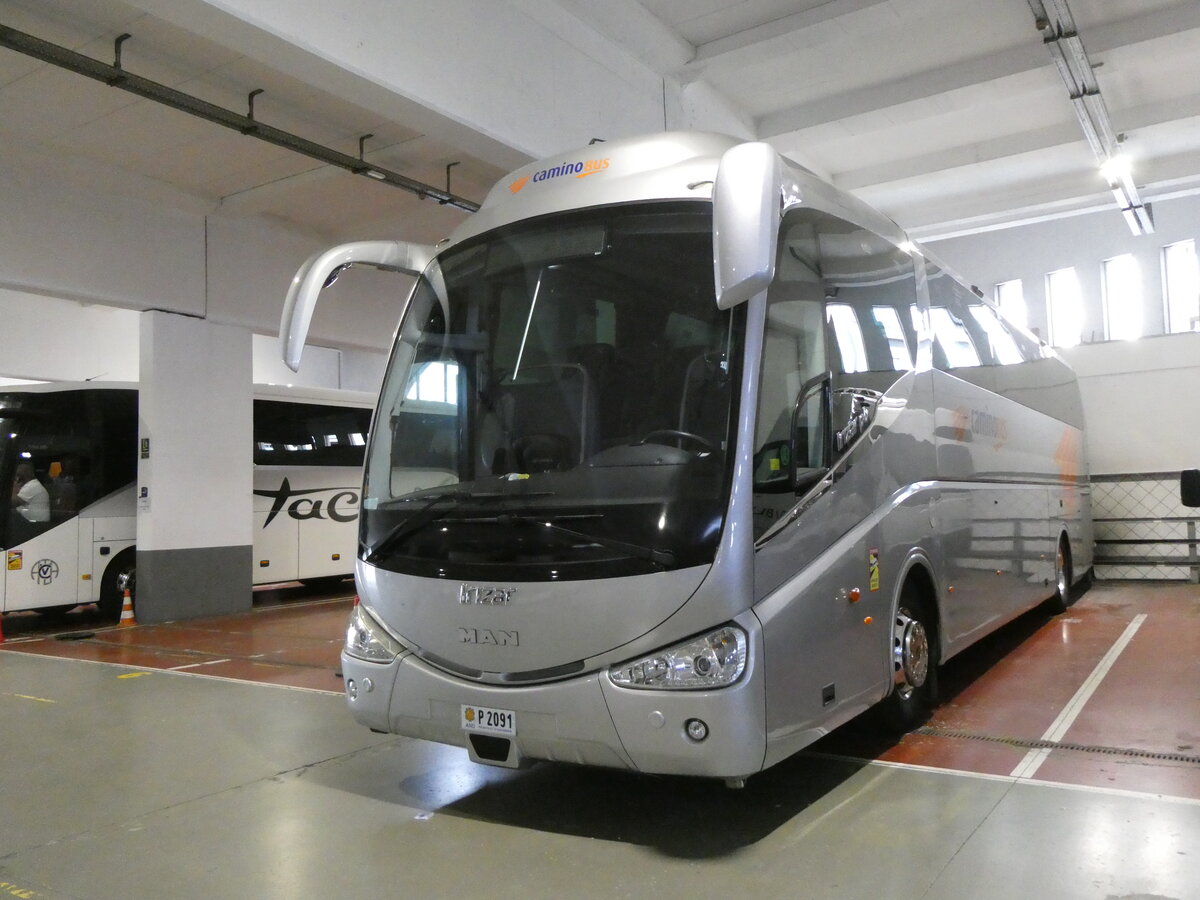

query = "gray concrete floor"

[2,650,1197,900]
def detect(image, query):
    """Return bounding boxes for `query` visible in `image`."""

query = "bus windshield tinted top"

[363,202,742,581]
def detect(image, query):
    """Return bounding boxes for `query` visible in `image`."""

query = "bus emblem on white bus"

[458,584,515,606]
[31,558,59,585]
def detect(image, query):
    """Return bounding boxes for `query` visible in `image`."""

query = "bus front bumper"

[340,644,767,780]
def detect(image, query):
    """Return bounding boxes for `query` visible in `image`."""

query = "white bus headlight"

[345,603,403,663]
[608,625,747,690]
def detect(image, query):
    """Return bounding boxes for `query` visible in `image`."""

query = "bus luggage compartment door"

[4,519,79,612]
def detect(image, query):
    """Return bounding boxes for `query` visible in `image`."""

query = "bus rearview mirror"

[1182,469,1200,507]
[713,142,782,310]
[281,240,434,371]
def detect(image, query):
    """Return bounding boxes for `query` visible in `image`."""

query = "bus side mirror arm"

[280,240,434,372]
[713,142,782,310]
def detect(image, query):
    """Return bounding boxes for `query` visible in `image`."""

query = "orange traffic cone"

[117,589,137,627]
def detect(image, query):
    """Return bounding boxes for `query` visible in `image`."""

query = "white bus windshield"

[362,202,743,581]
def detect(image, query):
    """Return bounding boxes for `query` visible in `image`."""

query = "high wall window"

[1101,253,1142,341]
[1162,240,1199,333]
[994,279,1027,330]
[1046,267,1083,348]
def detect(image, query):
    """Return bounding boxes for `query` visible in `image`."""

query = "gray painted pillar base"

[136,545,253,624]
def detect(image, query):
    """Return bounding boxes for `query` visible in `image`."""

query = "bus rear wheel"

[880,586,938,732]
[98,551,136,621]
[1045,535,1073,614]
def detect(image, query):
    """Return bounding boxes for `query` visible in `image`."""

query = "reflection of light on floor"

[1060,617,1082,644]
[400,744,519,811]
[1080,798,1192,889]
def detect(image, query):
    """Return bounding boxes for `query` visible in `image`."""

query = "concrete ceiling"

[2,0,1199,245]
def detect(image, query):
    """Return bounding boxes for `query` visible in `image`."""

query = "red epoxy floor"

[0,585,353,694]
[3,581,1198,799]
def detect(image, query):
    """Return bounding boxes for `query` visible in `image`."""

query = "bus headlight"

[345,603,403,663]
[608,625,747,690]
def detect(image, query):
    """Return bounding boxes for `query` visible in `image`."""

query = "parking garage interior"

[3,1,1200,898]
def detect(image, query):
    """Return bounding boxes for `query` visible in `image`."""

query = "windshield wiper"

[364,490,473,563]
[364,488,554,563]
[494,512,676,568]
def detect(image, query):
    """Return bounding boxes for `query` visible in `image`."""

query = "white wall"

[0,148,395,388]
[0,288,141,382]
[1059,333,1200,476]
[927,192,1200,343]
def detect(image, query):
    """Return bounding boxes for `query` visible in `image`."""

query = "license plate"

[461,704,516,736]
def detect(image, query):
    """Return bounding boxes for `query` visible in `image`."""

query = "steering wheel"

[636,429,715,453]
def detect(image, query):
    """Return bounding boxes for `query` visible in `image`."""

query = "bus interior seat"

[492,364,593,473]
[678,351,731,447]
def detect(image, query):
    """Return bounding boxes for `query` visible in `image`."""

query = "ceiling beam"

[682,0,892,75]
[831,90,1200,192]
[759,1,1200,138]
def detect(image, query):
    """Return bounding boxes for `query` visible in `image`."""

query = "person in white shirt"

[12,463,50,523]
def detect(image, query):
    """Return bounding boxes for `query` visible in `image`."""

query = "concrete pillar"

[137,311,253,623]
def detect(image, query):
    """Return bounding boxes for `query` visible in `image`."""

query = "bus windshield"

[362,201,742,581]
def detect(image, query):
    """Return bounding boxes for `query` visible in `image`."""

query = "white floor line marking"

[1009,612,1147,779]
[169,658,232,670]
[6,651,342,695]
[854,757,1200,808]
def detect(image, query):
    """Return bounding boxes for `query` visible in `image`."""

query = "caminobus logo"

[254,477,359,528]
[509,157,610,193]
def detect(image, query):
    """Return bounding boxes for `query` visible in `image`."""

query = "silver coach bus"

[281,133,1091,785]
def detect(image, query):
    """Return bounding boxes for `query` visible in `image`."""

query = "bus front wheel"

[98,551,136,621]
[881,585,938,732]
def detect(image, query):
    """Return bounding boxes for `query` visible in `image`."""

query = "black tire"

[98,550,136,621]
[1044,534,1074,614]
[880,583,938,733]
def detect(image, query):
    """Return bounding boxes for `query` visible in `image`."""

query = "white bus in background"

[1,382,372,620]
[282,132,1092,786]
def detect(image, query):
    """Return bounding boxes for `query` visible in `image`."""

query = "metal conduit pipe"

[0,23,481,214]
[1026,0,1153,234]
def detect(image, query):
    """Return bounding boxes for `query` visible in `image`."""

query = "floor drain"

[914,726,1200,766]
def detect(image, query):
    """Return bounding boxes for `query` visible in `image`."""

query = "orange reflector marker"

[848,587,861,603]
[332,553,341,561]
[259,560,269,567]
[948,585,955,593]
[863,616,873,625]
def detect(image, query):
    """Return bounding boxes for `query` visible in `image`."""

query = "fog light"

[346,678,358,700]
[685,718,708,742]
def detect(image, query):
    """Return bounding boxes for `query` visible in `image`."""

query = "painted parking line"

[1010,613,1147,779]
[169,657,233,671]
